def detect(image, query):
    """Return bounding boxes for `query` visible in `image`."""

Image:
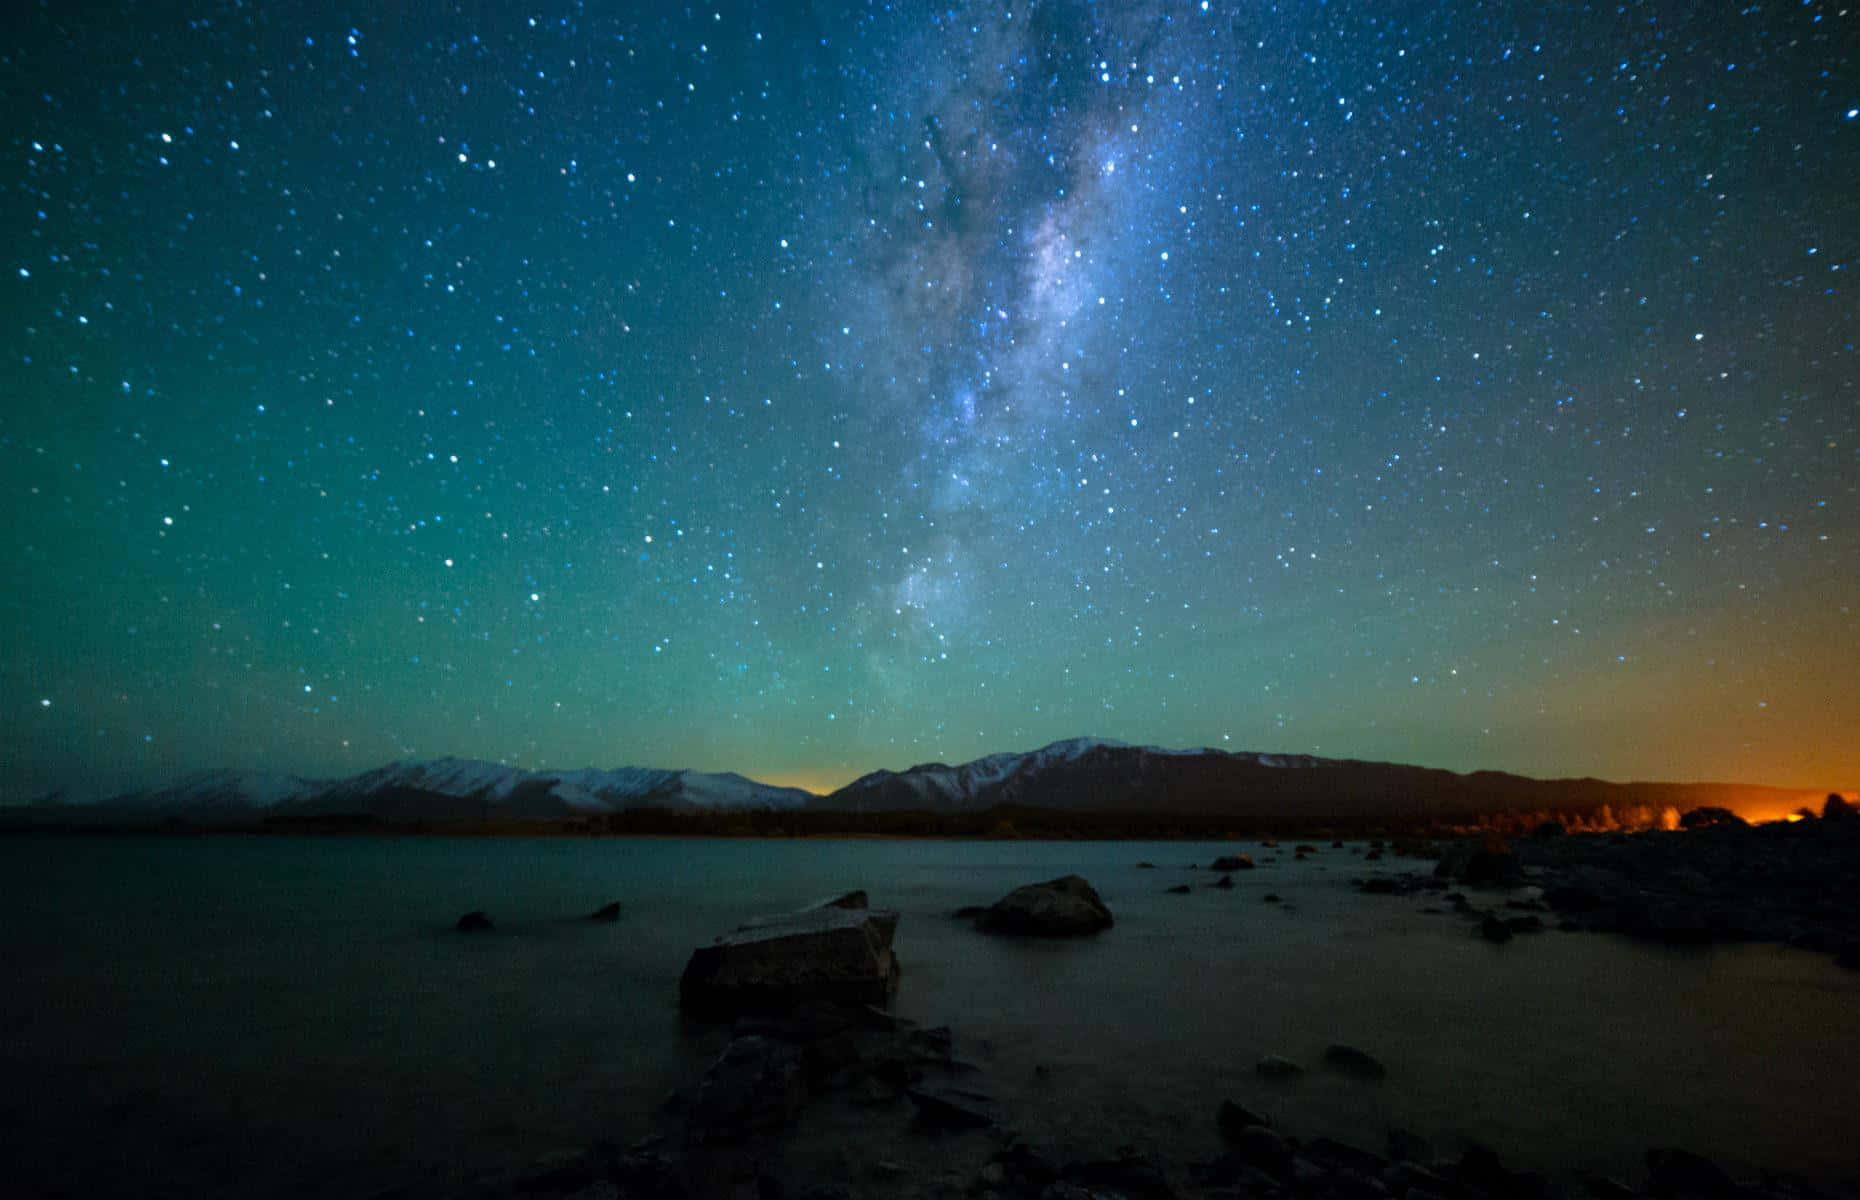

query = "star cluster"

[2,1,1855,799]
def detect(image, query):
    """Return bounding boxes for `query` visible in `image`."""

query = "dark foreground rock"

[687,1035,809,1144]
[445,1004,1860,1200]
[971,874,1114,936]
[1210,854,1254,871]
[454,910,493,933]
[905,1085,995,1130]
[587,901,622,922]
[680,896,901,1019]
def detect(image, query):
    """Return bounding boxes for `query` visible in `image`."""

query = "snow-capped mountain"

[300,756,812,814]
[822,737,1335,813]
[819,738,1811,821]
[100,756,812,820]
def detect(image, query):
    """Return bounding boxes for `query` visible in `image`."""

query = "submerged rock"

[454,910,494,933]
[680,899,901,1019]
[1321,1044,1387,1079]
[588,901,622,922]
[1210,874,1235,890]
[1255,1054,1303,1079]
[973,874,1114,937]
[1165,884,1192,895]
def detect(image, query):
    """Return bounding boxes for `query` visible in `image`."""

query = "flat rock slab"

[681,904,900,1019]
[906,1086,995,1130]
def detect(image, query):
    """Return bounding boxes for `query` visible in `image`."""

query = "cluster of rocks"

[1352,805,1860,966]
[434,873,1855,1200]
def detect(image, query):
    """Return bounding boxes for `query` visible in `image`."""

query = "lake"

[3,835,1856,1197]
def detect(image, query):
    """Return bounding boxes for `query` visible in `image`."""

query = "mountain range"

[5,737,1827,827]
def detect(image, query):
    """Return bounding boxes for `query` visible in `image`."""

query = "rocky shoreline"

[423,849,1858,1200]
[1354,800,1860,967]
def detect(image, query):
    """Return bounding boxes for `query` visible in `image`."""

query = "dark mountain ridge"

[1,738,1831,831]
[818,738,1821,824]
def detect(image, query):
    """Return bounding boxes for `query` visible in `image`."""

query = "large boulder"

[974,874,1114,936]
[680,899,901,1019]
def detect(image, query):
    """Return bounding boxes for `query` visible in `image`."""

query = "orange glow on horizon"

[747,768,855,796]
[1728,789,1848,825]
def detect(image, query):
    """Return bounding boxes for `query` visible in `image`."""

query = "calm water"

[3,835,1857,1197]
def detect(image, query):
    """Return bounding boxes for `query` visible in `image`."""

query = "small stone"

[1255,1055,1303,1079]
[588,901,622,922]
[454,910,494,933]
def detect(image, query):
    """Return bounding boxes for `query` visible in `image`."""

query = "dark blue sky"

[3,0,1855,800]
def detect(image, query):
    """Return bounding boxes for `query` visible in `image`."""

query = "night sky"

[3,1,1855,803]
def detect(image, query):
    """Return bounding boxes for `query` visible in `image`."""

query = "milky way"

[2,1,1855,799]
